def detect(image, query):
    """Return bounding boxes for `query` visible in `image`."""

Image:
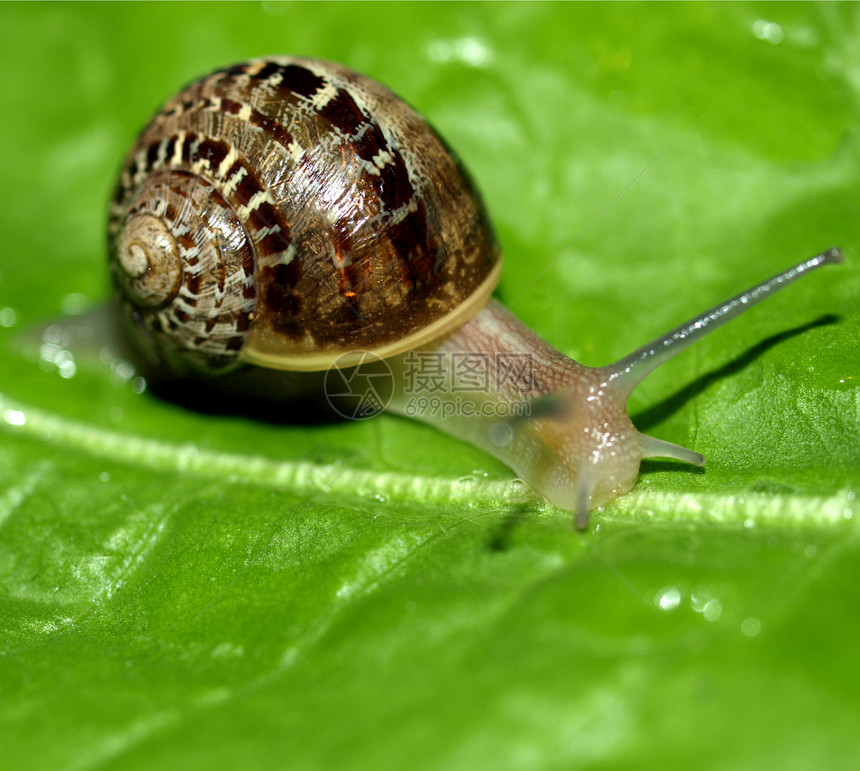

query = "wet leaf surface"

[1,3,858,769]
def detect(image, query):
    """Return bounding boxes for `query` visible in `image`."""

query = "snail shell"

[109,57,501,374]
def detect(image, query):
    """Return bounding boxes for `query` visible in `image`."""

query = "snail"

[109,56,843,529]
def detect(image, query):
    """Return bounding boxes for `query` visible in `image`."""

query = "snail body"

[109,57,842,528]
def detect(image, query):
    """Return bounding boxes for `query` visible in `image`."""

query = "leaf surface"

[1,3,858,769]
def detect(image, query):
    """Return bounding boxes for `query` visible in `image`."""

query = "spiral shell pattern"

[108,57,500,373]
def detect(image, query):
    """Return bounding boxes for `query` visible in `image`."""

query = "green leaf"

[1,3,858,769]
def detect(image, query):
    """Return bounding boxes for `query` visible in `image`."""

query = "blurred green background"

[1,3,858,769]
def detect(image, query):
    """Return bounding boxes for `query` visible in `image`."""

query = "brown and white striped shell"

[108,57,501,374]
